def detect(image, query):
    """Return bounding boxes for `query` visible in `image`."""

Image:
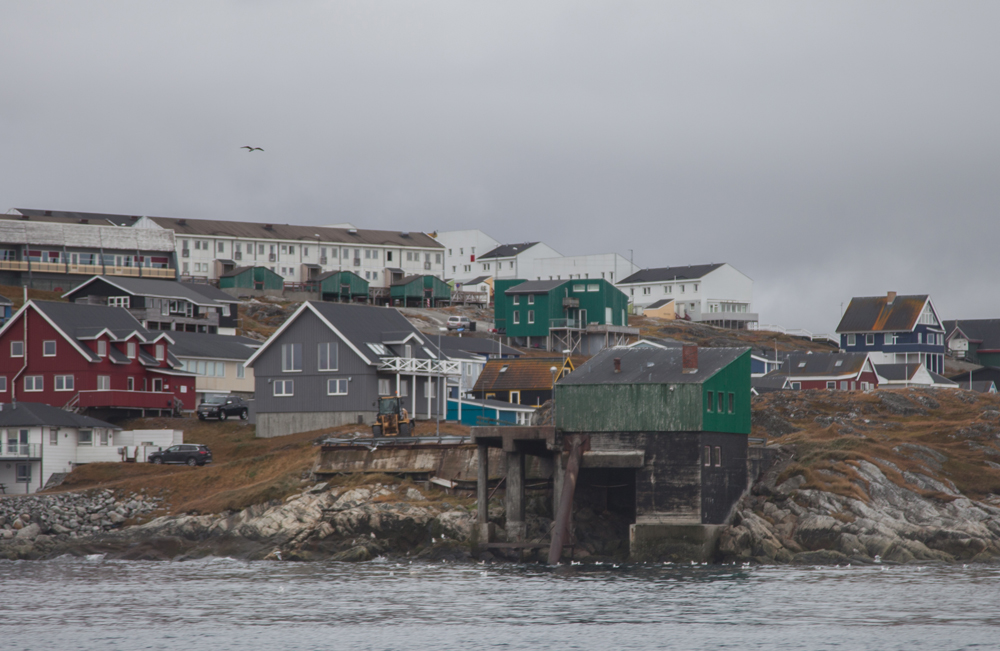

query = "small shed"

[316,270,369,302]
[446,397,536,426]
[643,298,676,320]
[219,266,284,291]
[390,274,451,307]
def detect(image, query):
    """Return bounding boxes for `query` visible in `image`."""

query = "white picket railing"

[377,357,461,376]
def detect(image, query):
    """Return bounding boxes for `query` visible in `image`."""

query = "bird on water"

[241,146,264,152]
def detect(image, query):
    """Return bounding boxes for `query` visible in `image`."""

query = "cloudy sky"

[2,2,998,332]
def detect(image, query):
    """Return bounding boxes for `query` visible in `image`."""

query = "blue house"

[0,294,11,326]
[836,291,946,374]
[446,397,536,426]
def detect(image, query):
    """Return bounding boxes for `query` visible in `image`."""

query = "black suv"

[149,444,213,467]
[198,395,249,421]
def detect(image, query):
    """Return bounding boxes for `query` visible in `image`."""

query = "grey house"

[245,302,458,438]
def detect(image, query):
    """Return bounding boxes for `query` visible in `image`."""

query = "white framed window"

[404,344,413,359]
[100,430,110,446]
[528,310,534,324]
[680,285,686,293]
[513,311,520,325]
[155,344,165,361]
[97,340,108,357]
[694,284,699,293]
[108,296,130,308]
[399,380,408,397]
[865,334,875,345]
[0,376,5,392]
[237,364,245,379]
[587,284,599,292]
[54,375,74,391]
[327,378,348,395]
[512,295,519,305]
[840,381,849,390]
[221,304,230,317]
[573,284,585,293]
[49,428,58,445]
[127,377,134,391]
[791,382,801,390]
[24,375,43,391]
[423,381,436,399]
[318,342,339,371]
[273,379,294,396]
[10,340,23,357]
[378,378,391,395]
[127,342,137,359]
[42,340,57,356]
[885,333,897,345]
[847,334,856,346]
[97,375,111,390]
[642,287,651,295]
[78,430,93,446]
[282,343,302,372]
[527,295,534,305]
[516,412,531,426]
[826,381,836,389]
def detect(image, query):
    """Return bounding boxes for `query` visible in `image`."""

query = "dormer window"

[97,340,107,357]
[127,342,136,359]
[155,344,165,361]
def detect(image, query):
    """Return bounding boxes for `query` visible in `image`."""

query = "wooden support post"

[505,450,526,542]
[548,435,586,565]
[477,443,492,543]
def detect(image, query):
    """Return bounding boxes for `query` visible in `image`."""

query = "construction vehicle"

[372,396,412,437]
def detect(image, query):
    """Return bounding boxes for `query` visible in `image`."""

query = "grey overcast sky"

[2,2,998,332]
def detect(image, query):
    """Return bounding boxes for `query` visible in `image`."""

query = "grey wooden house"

[245,301,460,438]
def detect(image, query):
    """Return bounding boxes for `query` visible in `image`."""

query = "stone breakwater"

[0,483,476,562]
[717,448,1000,564]
[0,490,162,551]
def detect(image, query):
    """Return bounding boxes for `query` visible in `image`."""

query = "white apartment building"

[132,216,444,287]
[618,263,757,329]
[434,229,500,282]
[531,252,638,285]
[474,242,563,281]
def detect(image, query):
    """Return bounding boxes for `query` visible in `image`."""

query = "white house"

[0,402,182,493]
[476,242,563,282]
[617,263,757,329]
[434,229,500,282]
[531,252,638,285]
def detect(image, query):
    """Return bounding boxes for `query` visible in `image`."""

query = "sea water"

[2,557,999,650]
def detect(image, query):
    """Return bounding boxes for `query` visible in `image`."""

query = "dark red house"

[762,352,879,391]
[0,300,196,419]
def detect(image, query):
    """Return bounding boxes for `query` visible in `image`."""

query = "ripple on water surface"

[1,558,999,650]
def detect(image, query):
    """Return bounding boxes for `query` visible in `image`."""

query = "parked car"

[149,444,213,467]
[447,315,472,331]
[198,395,249,421]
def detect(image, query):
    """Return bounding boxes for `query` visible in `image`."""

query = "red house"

[0,300,196,419]
[763,352,879,391]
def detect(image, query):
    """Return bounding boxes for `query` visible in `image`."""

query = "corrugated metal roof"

[836,294,929,333]
[619,263,724,284]
[504,280,567,295]
[558,346,746,386]
[144,216,442,249]
[0,219,175,251]
[479,242,538,259]
[0,402,120,429]
[473,358,569,392]
[783,352,870,378]
[944,319,1000,350]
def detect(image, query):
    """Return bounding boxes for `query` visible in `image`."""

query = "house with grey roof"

[168,331,259,405]
[944,319,1000,367]
[762,352,878,391]
[836,291,945,374]
[245,302,460,438]
[617,263,756,329]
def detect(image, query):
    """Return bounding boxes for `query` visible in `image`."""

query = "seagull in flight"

[241,146,264,152]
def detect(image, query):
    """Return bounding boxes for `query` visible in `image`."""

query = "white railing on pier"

[377,357,461,376]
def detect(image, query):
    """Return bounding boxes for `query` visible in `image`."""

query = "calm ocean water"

[2,556,999,650]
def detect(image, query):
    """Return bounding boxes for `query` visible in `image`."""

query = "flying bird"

[241,146,264,152]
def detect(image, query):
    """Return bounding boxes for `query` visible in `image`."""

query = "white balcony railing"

[377,357,460,376]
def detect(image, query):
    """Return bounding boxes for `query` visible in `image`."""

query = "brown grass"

[0,284,68,309]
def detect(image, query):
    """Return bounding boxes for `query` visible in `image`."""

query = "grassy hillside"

[630,315,839,353]
[753,388,1000,504]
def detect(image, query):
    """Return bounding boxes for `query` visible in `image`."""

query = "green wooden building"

[219,266,284,291]
[492,278,526,330]
[555,345,750,535]
[316,270,369,302]
[389,274,451,307]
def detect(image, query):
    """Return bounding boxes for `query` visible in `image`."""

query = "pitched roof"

[479,243,539,259]
[0,294,11,306]
[245,301,441,368]
[472,358,570,392]
[645,298,675,309]
[752,375,790,392]
[929,371,959,387]
[954,379,997,393]
[435,336,521,358]
[950,366,1000,384]
[181,282,239,304]
[626,337,684,349]
[782,352,871,378]
[874,363,922,382]
[503,279,567,295]
[944,319,1000,351]
[12,208,140,227]
[316,269,365,282]
[619,263,724,285]
[560,346,746,386]
[0,402,120,429]
[65,276,223,307]
[166,331,259,360]
[458,276,491,285]
[836,294,930,333]
[145,215,442,248]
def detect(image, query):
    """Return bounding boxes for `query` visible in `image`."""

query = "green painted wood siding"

[319,272,369,297]
[501,278,629,338]
[565,280,629,327]
[493,279,526,332]
[555,382,703,432]
[701,350,751,434]
[390,275,450,300]
[507,289,558,338]
[219,267,284,290]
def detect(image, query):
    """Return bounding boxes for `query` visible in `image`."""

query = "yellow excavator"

[372,396,412,437]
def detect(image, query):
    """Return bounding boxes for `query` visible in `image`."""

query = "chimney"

[887,291,897,306]
[79,218,88,224]
[264,223,273,230]
[613,357,621,374]
[177,219,187,226]
[682,344,698,374]
[44,210,52,216]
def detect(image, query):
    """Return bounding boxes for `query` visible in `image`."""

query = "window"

[0,376,5,392]
[54,375,74,391]
[797,361,806,368]
[221,304,230,317]
[97,376,111,390]
[527,295,534,305]
[528,310,534,324]
[826,381,836,389]
[399,379,408,397]
[885,333,897,345]
[841,381,849,390]
[367,343,389,356]
[378,378,391,395]
[728,392,734,413]
[327,378,348,395]
[512,295,519,305]
[49,429,58,446]
[108,296,130,308]
[516,412,531,426]
[16,463,30,483]
[303,247,309,256]
[127,342,136,359]
[707,391,714,412]
[155,344,165,361]
[694,284,699,293]
[288,246,295,255]
[282,343,302,372]
[587,284,599,292]
[834,360,843,367]
[11,340,23,357]
[100,430,110,446]
[703,445,711,467]
[423,381,436,399]
[274,379,294,396]
[664,285,672,294]
[78,430,93,446]
[847,334,856,346]
[318,342,339,371]
[435,253,441,264]
[713,446,721,467]
[127,377,134,391]
[404,344,413,359]
[917,333,922,344]
[24,376,43,391]
[865,334,874,346]
[512,311,520,325]
[573,284,585,293]
[680,285,686,293]
[237,364,245,379]
[717,392,724,412]
[642,287,651,295]
[791,382,801,390]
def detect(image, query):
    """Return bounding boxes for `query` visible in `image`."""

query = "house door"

[153,378,163,392]
[605,307,612,323]
[510,390,521,404]
[579,309,587,327]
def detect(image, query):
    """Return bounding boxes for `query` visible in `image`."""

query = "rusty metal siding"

[701,349,751,435]
[554,383,703,432]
